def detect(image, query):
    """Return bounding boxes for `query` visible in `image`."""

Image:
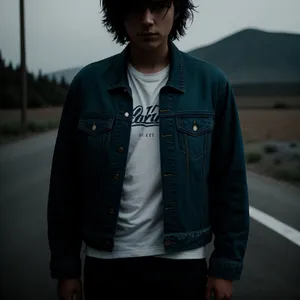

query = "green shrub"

[273,167,300,182]
[27,121,49,133]
[264,144,278,154]
[246,152,262,163]
[273,102,287,109]
[0,122,22,136]
[273,157,282,165]
[0,119,60,137]
[289,142,298,148]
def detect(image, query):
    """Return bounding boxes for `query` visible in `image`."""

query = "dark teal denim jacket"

[47,41,250,281]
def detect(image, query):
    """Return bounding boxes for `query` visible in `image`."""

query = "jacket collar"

[106,40,185,93]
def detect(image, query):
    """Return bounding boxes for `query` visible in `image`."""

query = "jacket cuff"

[50,257,82,280]
[208,258,243,281]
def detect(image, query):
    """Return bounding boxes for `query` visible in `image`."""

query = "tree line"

[0,50,69,109]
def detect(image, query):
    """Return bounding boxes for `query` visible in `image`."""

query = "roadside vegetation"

[0,119,60,145]
[0,49,66,144]
[245,140,300,186]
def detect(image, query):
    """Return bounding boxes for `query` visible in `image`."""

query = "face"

[124,0,175,51]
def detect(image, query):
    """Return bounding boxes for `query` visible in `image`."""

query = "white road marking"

[250,206,300,247]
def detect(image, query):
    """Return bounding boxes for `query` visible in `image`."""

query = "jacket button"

[114,174,120,180]
[117,147,124,153]
[109,208,114,215]
[124,112,129,118]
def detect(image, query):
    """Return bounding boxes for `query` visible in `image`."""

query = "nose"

[141,8,154,26]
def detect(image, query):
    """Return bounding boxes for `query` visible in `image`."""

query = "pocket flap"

[176,114,214,136]
[78,117,114,136]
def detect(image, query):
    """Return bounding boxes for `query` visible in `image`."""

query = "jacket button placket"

[159,93,177,235]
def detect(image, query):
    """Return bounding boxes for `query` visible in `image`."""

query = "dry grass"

[0,107,62,124]
[236,96,300,109]
[239,109,300,142]
[1,107,300,142]
[0,108,62,145]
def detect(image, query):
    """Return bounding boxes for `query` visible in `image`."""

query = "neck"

[128,40,170,74]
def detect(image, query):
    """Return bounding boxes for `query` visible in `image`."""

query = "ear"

[174,12,180,20]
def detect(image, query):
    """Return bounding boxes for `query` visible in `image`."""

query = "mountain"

[188,28,300,85]
[49,28,300,87]
[50,68,80,86]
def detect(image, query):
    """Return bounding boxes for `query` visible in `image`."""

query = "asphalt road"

[0,130,300,299]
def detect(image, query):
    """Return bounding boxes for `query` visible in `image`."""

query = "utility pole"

[20,0,27,134]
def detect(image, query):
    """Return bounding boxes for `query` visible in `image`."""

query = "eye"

[152,3,165,10]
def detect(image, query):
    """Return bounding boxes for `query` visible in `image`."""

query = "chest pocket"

[78,117,114,151]
[176,114,214,160]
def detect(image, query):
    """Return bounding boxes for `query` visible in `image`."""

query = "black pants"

[83,255,208,299]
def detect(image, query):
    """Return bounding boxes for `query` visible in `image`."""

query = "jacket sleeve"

[207,77,250,281]
[47,76,83,280]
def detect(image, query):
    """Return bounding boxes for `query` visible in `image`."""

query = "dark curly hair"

[100,0,198,45]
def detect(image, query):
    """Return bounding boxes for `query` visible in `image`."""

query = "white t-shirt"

[85,63,206,259]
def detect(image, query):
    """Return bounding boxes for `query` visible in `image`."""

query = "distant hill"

[49,29,300,91]
[50,68,80,86]
[188,28,300,85]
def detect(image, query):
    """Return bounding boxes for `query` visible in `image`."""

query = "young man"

[47,0,250,299]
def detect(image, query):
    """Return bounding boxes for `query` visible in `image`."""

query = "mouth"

[138,33,158,37]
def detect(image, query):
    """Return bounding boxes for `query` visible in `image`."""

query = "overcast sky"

[0,0,300,74]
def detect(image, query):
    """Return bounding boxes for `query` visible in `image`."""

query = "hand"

[57,278,82,300]
[205,276,233,300]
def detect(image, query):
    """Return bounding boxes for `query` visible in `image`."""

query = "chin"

[135,39,164,51]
